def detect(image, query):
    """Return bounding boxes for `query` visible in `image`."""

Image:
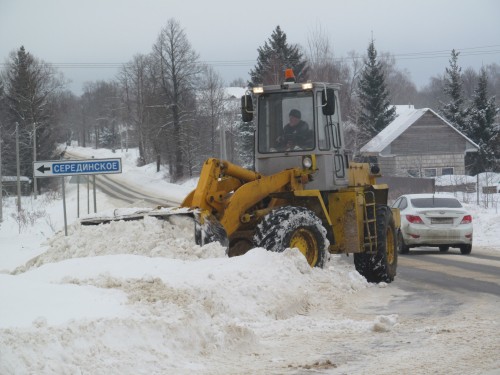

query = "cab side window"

[316,92,330,150]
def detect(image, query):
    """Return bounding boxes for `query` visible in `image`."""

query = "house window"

[442,167,454,175]
[407,169,419,177]
[423,168,437,177]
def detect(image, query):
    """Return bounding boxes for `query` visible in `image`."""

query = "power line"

[0,44,498,70]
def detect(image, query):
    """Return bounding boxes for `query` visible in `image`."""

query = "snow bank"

[2,205,372,374]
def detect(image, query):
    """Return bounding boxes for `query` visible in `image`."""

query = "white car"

[392,194,473,255]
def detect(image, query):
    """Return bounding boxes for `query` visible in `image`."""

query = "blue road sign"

[33,158,122,178]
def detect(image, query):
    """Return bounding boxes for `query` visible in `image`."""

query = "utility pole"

[0,123,3,223]
[16,122,22,212]
[33,122,37,199]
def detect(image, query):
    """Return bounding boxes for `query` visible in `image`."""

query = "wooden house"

[360,105,479,177]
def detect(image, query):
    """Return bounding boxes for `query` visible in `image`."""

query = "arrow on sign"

[36,165,51,174]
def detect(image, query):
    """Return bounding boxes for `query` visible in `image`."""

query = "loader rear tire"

[354,205,397,283]
[253,206,327,268]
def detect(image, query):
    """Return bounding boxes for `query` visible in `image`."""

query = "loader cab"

[241,71,349,191]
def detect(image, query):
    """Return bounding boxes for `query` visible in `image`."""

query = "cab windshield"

[257,91,314,153]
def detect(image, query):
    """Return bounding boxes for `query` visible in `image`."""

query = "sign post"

[33,158,122,235]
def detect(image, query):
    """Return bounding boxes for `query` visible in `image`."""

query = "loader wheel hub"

[290,228,318,266]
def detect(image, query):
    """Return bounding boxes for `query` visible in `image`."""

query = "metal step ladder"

[363,191,377,254]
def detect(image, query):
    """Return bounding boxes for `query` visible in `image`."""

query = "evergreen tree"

[465,68,499,174]
[1,46,64,184]
[250,26,308,85]
[441,49,467,132]
[357,40,396,140]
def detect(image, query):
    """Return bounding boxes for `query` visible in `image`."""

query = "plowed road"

[346,246,500,318]
[397,248,500,298]
[339,245,500,374]
[63,150,181,208]
[87,173,178,207]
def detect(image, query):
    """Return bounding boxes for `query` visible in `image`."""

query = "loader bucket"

[80,207,229,249]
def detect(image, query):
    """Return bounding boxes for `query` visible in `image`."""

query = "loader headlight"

[302,156,313,169]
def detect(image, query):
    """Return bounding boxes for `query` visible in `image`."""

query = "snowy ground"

[1,146,499,374]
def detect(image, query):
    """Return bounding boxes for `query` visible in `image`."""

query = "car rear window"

[410,197,463,208]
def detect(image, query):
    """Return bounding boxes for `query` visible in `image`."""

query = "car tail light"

[406,215,424,224]
[460,215,472,224]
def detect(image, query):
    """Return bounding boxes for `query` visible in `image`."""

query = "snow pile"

[435,174,477,186]
[13,216,226,274]
[2,216,370,373]
[435,172,500,187]
[466,203,499,247]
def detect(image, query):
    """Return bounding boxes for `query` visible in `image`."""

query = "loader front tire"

[354,205,397,283]
[253,206,327,268]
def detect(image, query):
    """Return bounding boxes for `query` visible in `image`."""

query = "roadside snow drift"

[1,218,375,374]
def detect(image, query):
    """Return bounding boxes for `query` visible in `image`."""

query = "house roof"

[360,105,479,155]
[224,87,246,99]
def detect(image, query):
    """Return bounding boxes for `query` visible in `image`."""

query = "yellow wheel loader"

[82,70,399,283]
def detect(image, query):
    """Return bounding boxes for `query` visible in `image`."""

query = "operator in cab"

[275,109,312,150]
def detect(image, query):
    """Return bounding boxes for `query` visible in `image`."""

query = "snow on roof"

[224,87,247,99]
[360,105,479,155]
[360,105,424,154]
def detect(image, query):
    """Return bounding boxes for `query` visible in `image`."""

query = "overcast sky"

[1,0,499,94]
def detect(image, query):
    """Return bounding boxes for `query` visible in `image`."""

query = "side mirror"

[322,88,335,116]
[241,95,254,122]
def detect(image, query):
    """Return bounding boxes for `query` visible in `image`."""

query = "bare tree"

[379,52,418,105]
[180,94,201,178]
[306,25,335,82]
[228,77,246,88]
[343,50,364,123]
[197,65,225,158]
[80,81,121,151]
[118,53,161,165]
[305,27,357,121]
[153,18,201,182]
[415,75,447,109]
[462,67,479,99]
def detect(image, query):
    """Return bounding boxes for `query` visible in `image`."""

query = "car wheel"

[460,244,472,255]
[439,245,449,252]
[398,231,410,254]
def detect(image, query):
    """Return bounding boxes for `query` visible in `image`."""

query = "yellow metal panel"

[221,169,299,236]
[391,207,401,229]
[328,189,365,254]
[222,161,261,182]
[293,190,332,227]
[348,162,379,187]
[190,159,220,211]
